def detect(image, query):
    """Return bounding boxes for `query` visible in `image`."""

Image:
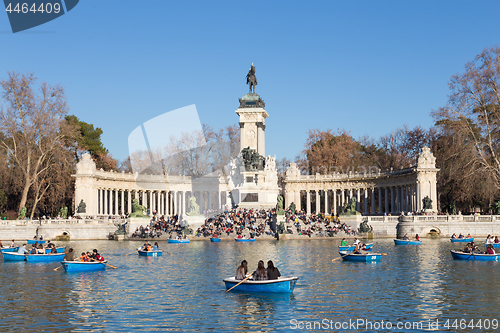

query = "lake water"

[1,238,499,332]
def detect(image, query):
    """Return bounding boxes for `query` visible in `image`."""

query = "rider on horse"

[246,63,257,93]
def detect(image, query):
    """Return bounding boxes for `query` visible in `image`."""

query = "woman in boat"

[402,233,409,240]
[451,233,457,239]
[353,243,361,254]
[267,260,281,280]
[92,249,105,261]
[64,248,74,261]
[30,244,37,254]
[486,244,496,255]
[235,260,248,280]
[252,260,267,281]
[415,234,420,241]
[10,240,16,248]
[495,236,499,244]
[360,243,370,251]
[50,244,57,254]
[463,243,472,253]
[340,238,347,246]
[37,244,45,254]
[153,242,159,251]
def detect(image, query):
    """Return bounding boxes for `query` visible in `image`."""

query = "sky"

[1,1,500,162]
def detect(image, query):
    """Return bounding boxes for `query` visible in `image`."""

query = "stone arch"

[56,229,72,240]
[427,226,441,236]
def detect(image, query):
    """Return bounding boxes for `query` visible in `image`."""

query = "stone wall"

[0,219,119,240]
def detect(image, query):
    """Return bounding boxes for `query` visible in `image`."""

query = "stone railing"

[362,215,500,223]
[0,218,124,226]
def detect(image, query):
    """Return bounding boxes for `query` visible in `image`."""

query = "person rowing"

[64,248,74,261]
[235,260,248,280]
[142,241,152,251]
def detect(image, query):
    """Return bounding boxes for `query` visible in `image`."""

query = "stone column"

[378,188,382,214]
[114,190,118,215]
[208,192,212,212]
[391,187,395,214]
[385,187,389,213]
[371,188,375,214]
[356,189,361,212]
[400,186,404,213]
[217,191,221,211]
[341,190,345,207]
[332,190,337,215]
[142,191,146,208]
[128,191,132,215]
[324,190,328,215]
[181,191,186,215]
[364,189,368,214]
[173,191,178,215]
[257,122,266,157]
[104,189,108,215]
[315,190,320,214]
[306,191,311,215]
[295,190,301,212]
[98,189,102,215]
[121,190,124,215]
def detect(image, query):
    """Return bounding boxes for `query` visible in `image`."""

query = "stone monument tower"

[228,64,280,208]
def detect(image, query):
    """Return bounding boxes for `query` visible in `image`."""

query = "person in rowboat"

[451,233,457,239]
[495,236,499,244]
[415,234,420,241]
[486,244,496,255]
[91,249,105,261]
[340,238,347,246]
[10,240,16,248]
[353,238,360,246]
[402,234,410,240]
[458,233,464,239]
[18,244,29,254]
[37,244,45,254]
[267,260,281,280]
[80,252,89,262]
[252,260,267,281]
[64,248,74,261]
[467,233,472,239]
[153,242,159,251]
[50,244,57,254]
[142,241,151,251]
[235,260,248,280]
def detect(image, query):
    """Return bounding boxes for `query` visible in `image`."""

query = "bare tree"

[432,46,500,191]
[0,72,69,215]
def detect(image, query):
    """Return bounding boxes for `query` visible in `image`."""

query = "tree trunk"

[18,179,31,214]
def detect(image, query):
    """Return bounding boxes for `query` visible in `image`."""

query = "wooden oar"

[226,274,252,292]
[125,247,141,256]
[90,258,117,269]
[332,252,351,262]
[53,265,62,271]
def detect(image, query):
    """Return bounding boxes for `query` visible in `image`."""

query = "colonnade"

[288,184,419,215]
[95,189,227,216]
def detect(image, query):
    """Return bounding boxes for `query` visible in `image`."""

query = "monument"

[228,64,280,209]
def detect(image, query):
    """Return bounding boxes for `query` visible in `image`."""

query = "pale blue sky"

[1,1,499,162]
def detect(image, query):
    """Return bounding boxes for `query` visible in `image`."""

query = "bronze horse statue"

[246,63,257,93]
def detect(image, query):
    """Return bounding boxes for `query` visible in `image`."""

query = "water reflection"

[2,238,500,332]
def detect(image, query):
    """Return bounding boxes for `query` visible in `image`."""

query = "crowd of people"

[235,260,281,281]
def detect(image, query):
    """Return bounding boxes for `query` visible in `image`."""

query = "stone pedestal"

[127,217,150,236]
[182,215,205,231]
[339,215,363,231]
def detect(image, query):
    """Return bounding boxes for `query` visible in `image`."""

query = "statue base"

[182,215,205,231]
[338,215,363,231]
[127,217,150,236]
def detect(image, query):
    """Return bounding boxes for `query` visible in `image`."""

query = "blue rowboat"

[450,238,474,243]
[1,247,19,253]
[210,238,221,242]
[484,243,500,248]
[27,239,46,244]
[168,239,190,243]
[223,276,298,293]
[450,250,500,261]
[44,247,65,254]
[25,253,65,263]
[2,252,26,261]
[339,251,382,262]
[394,239,422,245]
[138,250,162,257]
[61,260,107,272]
[235,238,255,242]
[339,243,373,251]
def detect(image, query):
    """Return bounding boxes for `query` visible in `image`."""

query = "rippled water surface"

[1,238,500,332]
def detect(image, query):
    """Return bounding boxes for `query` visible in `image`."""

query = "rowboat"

[210,238,221,242]
[61,260,107,272]
[339,251,381,262]
[339,243,373,251]
[235,238,255,242]
[27,239,46,244]
[394,239,422,245]
[138,250,162,257]
[168,239,190,243]
[450,238,474,243]
[2,252,26,261]
[223,276,298,293]
[450,250,500,261]
[1,247,19,253]
[485,243,500,248]
[25,253,65,263]
[44,247,65,254]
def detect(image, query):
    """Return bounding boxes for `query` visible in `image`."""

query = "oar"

[125,247,142,256]
[90,258,117,269]
[53,265,62,271]
[332,252,351,262]
[226,274,252,292]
